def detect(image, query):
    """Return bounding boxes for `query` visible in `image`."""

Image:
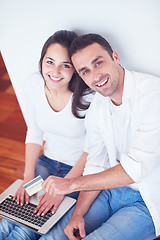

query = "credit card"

[23,175,44,196]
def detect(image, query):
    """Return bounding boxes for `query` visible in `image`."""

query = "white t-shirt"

[24,72,93,166]
[109,99,138,191]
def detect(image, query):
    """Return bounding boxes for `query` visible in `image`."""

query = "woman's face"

[42,43,75,91]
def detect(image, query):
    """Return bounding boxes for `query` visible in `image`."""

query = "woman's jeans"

[35,154,73,179]
[0,154,77,240]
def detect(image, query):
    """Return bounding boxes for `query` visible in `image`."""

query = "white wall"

[0,0,160,121]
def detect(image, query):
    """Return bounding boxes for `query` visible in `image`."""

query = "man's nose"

[92,69,102,82]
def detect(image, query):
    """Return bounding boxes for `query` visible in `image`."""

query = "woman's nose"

[52,65,61,75]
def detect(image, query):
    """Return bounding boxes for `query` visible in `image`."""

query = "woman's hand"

[34,192,64,216]
[13,177,34,205]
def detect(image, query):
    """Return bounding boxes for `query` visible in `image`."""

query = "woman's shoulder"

[23,72,44,101]
[24,71,43,85]
[24,71,44,92]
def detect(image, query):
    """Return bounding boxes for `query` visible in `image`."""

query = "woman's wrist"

[23,172,35,181]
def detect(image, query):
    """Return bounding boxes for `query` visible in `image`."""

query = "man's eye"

[96,61,102,66]
[83,70,89,75]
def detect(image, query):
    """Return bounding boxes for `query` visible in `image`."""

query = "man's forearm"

[70,164,134,193]
[72,190,100,217]
[42,164,134,197]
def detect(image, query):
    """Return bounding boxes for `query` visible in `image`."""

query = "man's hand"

[34,192,64,216]
[64,213,86,240]
[42,176,72,196]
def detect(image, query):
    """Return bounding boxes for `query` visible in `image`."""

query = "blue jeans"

[0,154,78,240]
[39,187,156,240]
[35,154,73,180]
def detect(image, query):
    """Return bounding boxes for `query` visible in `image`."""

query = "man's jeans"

[39,186,156,240]
[0,154,77,240]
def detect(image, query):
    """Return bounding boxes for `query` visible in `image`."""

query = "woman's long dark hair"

[39,30,92,118]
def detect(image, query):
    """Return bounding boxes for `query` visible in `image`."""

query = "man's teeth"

[97,79,108,87]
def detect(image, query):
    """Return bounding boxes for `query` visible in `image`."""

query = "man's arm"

[63,161,133,239]
[64,191,100,240]
[70,163,134,192]
[42,163,134,196]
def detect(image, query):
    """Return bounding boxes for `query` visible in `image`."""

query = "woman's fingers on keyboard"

[24,191,30,205]
[13,185,28,206]
[35,200,53,216]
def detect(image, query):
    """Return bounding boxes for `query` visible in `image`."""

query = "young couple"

[0,30,160,240]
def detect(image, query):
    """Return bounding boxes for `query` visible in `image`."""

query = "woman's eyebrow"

[62,61,72,64]
[46,57,55,61]
[46,57,72,64]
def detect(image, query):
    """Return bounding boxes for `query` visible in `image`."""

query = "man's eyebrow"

[78,56,103,73]
[91,56,102,64]
[79,67,87,74]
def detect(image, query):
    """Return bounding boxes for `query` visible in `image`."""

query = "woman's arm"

[64,190,100,240]
[65,152,88,179]
[23,143,42,179]
[13,142,42,205]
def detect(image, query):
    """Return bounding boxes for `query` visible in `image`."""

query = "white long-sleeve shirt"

[24,72,92,166]
[83,69,160,236]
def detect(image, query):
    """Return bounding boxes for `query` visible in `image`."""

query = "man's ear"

[112,51,120,64]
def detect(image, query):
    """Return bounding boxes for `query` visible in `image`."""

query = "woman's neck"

[44,85,72,112]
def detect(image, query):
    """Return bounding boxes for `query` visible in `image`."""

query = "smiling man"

[72,42,124,104]
[40,33,160,240]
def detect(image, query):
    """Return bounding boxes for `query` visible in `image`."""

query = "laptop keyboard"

[0,195,53,227]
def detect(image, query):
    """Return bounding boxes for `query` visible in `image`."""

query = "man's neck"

[110,66,124,106]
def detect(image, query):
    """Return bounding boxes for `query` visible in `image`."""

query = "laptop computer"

[0,179,76,235]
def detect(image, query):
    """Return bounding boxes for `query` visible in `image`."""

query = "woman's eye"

[47,60,53,65]
[62,64,70,68]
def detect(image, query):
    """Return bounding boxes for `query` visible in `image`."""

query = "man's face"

[71,43,123,102]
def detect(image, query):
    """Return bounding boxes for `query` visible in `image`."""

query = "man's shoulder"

[92,92,108,103]
[86,93,109,120]
[88,92,109,112]
[131,70,160,90]
[128,71,160,110]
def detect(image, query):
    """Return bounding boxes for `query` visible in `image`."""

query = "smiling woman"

[42,43,75,112]
[14,29,93,206]
[0,30,94,240]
